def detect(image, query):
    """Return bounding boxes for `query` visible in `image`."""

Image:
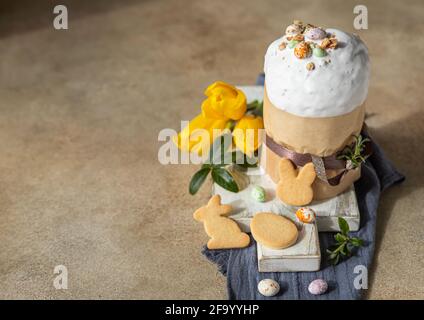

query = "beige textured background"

[0,0,422,299]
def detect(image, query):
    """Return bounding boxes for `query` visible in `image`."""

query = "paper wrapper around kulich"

[263,87,365,157]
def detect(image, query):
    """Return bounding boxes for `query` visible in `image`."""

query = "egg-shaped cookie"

[250,212,298,249]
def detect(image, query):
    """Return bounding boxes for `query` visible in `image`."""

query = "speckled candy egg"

[288,40,300,49]
[251,186,266,202]
[294,41,311,59]
[258,279,280,297]
[305,27,327,40]
[313,46,327,57]
[295,207,316,223]
[285,24,302,37]
[308,279,328,295]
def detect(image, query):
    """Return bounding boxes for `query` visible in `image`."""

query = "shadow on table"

[365,110,424,298]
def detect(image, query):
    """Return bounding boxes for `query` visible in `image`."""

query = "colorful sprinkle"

[296,207,316,222]
[285,23,303,36]
[305,27,327,40]
[294,41,311,59]
[251,186,266,202]
[321,37,338,49]
[288,40,299,48]
[313,47,327,57]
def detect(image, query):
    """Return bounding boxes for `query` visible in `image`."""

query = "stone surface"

[0,0,423,299]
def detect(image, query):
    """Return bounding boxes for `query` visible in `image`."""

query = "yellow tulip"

[173,113,228,154]
[201,81,247,121]
[232,115,264,156]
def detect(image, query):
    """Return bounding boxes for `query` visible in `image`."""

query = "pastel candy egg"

[288,40,299,49]
[308,279,328,295]
[258,279,280,297]
[294,41,311,59]
[313,47,327,57]
[251,186,266,202]
[305,27,327,40]
[285,24,302,36]
[295,207,316,223]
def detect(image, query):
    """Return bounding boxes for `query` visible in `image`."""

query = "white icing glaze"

[264,28,370,118]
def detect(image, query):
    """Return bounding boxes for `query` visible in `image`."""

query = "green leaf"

[246,100,260,111]
[327,246,338,253]
[340,243,350,256]
[338,217,350,235]
[328,219,365,265]
[246,100,264,117]
[189,167,211,195]
[211,167,239,193]
[331,244,344,254]
[350,237,364,247]
[334,233,347,243]
[328,251,338,260]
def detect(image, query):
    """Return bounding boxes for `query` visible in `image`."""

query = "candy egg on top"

[288,40,300,49]
[305,27,327,40]
[313,46,327,57]
[295,207,316,223]
[285,23,303,37]
[294,41,311,59]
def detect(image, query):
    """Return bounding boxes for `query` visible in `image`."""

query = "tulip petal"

[205,81,237,98]
[173,113,228,155]
[201,99,224,119]
[224,89,247,120]
[232,115,264,156]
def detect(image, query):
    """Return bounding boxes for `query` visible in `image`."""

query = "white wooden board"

[236,85,264,102]
[257,221,321,272]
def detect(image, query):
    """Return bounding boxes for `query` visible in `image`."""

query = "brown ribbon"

[265,134,373,186]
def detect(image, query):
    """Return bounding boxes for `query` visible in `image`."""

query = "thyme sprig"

[338,135,370,169]
[327,217,364,265]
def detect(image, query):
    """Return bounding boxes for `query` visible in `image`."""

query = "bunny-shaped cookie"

[193,195,250,249]
[276,158,316,206]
